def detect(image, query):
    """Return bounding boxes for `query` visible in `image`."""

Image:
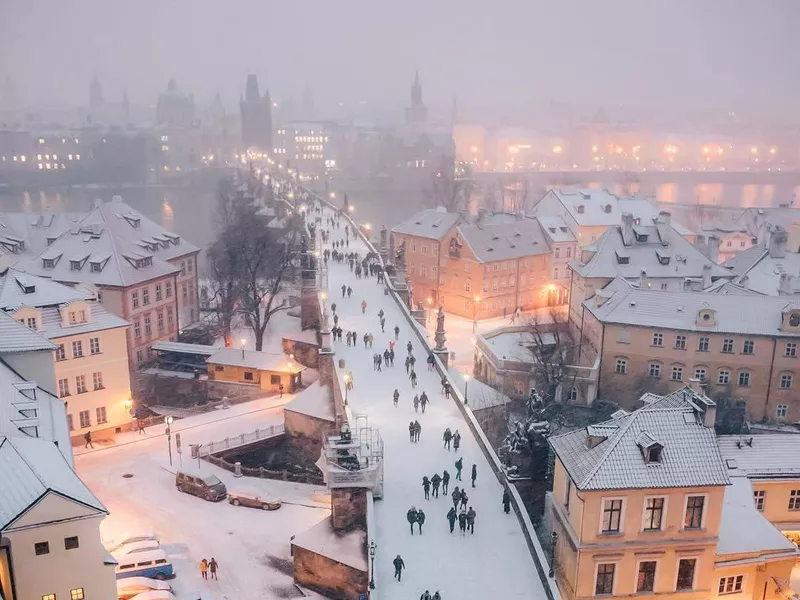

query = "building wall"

[121,274,181,367]
[2,349,58,398]
[169,251,200,329]
[716,231,755,263]
[207,363,299,392]
[4,494,116,600]
[291,544,367,600]
[750,479,800,529]
[711,556,795,600]
[54,326,132,442]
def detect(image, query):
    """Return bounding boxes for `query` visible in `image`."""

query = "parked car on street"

[127,590,176,600]
[175,470,227,502]
[117,576,173,600]
[107,533,160,553]
[112,539,161,558]
[227,490,282,510]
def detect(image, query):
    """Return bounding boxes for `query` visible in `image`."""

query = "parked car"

[127,590,175,600]
[227,491,282,510]
[116,549,173,581]
[107,533,160,553]
[117,576,172,600]
[112,539,161,558]
[175,470,227,502]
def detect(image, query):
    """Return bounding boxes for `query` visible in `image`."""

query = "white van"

[116,548,174,580]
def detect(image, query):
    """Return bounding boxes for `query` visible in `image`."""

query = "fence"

[196,424,285,457]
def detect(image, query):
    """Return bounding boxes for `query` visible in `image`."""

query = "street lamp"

[463,373,470,406]
[165,415,174,466]
[343,372,351,405]
[368,540,376,589]
[240,338,247,359]
[472,296,481,333]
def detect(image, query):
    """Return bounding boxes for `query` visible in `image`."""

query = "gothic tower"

[240,74,273,151]
[89,74,104,122]
[405,70,427,125]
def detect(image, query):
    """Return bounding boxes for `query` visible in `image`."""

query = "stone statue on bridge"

[434,306,447,351]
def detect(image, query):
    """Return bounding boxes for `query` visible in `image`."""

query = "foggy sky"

[2,0,798,121]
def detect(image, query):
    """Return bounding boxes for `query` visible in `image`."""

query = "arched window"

[568,387,578,402]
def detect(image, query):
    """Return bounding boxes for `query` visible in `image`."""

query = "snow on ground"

[319,205,548,599]
[76,398,330,600]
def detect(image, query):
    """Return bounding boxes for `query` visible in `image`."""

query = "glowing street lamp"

[463,373,470,406]
[165,415,175,466]
[240,338,247,359]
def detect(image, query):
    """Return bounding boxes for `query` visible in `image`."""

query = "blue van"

[116,548,174,580]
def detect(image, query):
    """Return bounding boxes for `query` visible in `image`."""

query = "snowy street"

[318,205,549,600]
[75,400,330,600]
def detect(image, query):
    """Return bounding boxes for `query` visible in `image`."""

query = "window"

[660,282,668,290]
[157,311,164,330]
[431,266,437,280]
[566,247,572,258]
[780,374,793,389]
[96,406,107,424]
[464,281,471,292]
[742,340,754,355]
[722,338,734,353]
[155,283,163,301]
[694,367,707,381]
[753,490,765,512]
[166,281,173,297]
[72,340,83,358]
[698,336,709,351]
[601,498,623,533]
[93,372,104,390]
[167,307,174,326]
[421,244,428,255]
[76,375,87,394]
[270,374,281,385]
[615,358,627,374]
[565,478,571,512]
[410,240,416,253]
[675,335,686,349]
[43,595,56,600]
[777,404,788,419]
[637,561,657,593]
[142,287,150,305]
[643,497,664,531]
[676,559,696,591]
[790,490,800,510]
[136,350,143,363]
[70,589,85,600]
[738,371,750,387]
[67,414,74,431]
[555,247,561,259]
[89,337,100,355]
[554,267,560,279]
[718,576,743,596]
[718,369,730,385]
[24,316,37,329]
[432,245,438,256]
[64,536,79,550]
[182,282,188,301]
[55,344,66,361]
[131,290,139,308]
[652,332,663,347]
[134,320,141,338]
[648,362,661,378]
[144,316,151,335]
[684,495,705,529]
[786,343,797,357]
[58,378,70,398]
[671,366,683,381]
[243,371,254,381]
[35,541,50,555]
[568,387,578,401]
[595,563,615,595]
[79,409,90,428]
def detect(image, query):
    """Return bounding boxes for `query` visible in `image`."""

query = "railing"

[196,424,285,457]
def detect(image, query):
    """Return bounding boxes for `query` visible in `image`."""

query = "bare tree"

[524,308,580,407]
[426,157,475,212]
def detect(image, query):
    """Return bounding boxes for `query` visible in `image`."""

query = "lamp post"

[549,531,558,577]
[240,338,246,359]
[165,415,174,467]
[368,540,376,589]
[463,373,470,406]
[343,372,351,405]
[472,296,480,333]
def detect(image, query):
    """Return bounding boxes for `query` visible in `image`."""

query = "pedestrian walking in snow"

[393,389,400,407]
[458,510,467,535]
[416,509,425,534]
[443,428,452,450]
[279,383,284,398]
[433,591,442,600]
[410,370,418,388]
[346,331,352,346]
[455,457,463,480]
[341,284,346,298]
[502,489,512,514]
[453,430,461,452]
[199,558,208,580]
[471,464,477,488]
[409,355,416,370]
[368,333,374,348]
[447,506,457,533]
[347,286,353,298]
[393,555,405,581]
[361,300,367,314]
[409,421,415,442]
[384,349,390,365]
[422,476,431,500]
[351,330,357,345]
[451,486,460,510]
[407,341,413,355]
[420,393,428,413]
[363,334,369,349]
[431,473,442,498]
[137,419,146,434]
[427,353,435,371]
[405,356,411,374]
[84,431,94,449]
[333,314,339,326]
[421,591,432,600]
[442,470,450,495]
[389,349,395,366]
[331,302,337,314]
[413,395,419,412]
[378,309,384,320]
[466,507,476,534]
[380,317,386,332]
[414,420,421,442]
[394,325,400,340]
[407,507,418,535]
[460,489,468,510]
[209,558,219,580]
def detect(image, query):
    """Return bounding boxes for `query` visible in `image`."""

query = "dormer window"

[90,262,103,272]
[635,232,649,242]
[696,307,716,327]
[576,205,585,214]
[636,432,663,464]
[448,238,462,259]
[124,215,141,228]
[790,313,800,327]
[647,445,662,463]
[70,260,83,271]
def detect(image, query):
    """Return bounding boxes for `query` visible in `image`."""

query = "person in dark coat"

[341,284,346,297]
[443,428,452,450]
[407,341,413,355]
[393,389,400,407]
[431,473,442,498]
[453,430,461,452]
[410,370,418,388]
[433,592,442,600]
[84,431,93,449]
[420,393,428,414]
[347,286,353,297]
[393,554,405,581]
[407,507,418,535]
[460,489,468,511]
[466,507,476,534]
[209,558,219,580]
[422,476,431,500]
[455,457,463,480]
[409,421,415,443]
[416,509,425,534]
[458,510,467,535]
[442,470,451,495]
[420,591,432,600]
[446,506,457,533]
[471,463,477,488]
[502,489,512,514]
[444,381,451,399]
[413,395,419,412]
[451,486,461,510]
[394,325,400,340]
[414,420,421,442]
[427,353,435,371]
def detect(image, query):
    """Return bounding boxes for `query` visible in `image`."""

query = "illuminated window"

[71,588,85,600]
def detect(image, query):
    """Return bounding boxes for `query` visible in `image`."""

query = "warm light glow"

[240,338,247,347]
[470,145,479,153]
[702,146,710,155]
[426,297,433,305]
[463,373,470,381]
[348,205,354,213]
[364,223,371,230]
[508,145,519,154]
[770,147,777,155]
[552,145,563,154]
[320,292,327,300]
[473,296,481,302]
[287,362,293,370]
[329,192,336,199]
[750,147,759,155]
[547,284,556,291]
[591,145,598,153]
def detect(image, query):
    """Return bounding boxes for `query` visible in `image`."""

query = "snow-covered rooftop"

[284,382,335,422]
[207,348,303,373]
[718,434,800,479]
[291,518,367,571]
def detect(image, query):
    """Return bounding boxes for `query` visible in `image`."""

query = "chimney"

[779,273,794,296]
[740,274,749,289]
[702,263,712,289]
[93,198,103,209]
[621,213,634,247]
[639,269,647,289]
[707,234,720,263]
[688,377,704,395]
[656,211,671,246]
[768,227,788,258]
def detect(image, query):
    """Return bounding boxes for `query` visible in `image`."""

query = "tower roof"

[245,74,261,102]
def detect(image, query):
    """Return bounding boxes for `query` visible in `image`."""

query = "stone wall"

[133,372,268,407]
[292,544,368,600]
[282,336,320,368]
[284,408,333,464]
[331,488,367,531]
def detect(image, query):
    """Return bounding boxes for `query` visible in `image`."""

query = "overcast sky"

[1,0,798,120]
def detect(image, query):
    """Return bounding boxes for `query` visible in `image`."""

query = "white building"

[0,268,131,443]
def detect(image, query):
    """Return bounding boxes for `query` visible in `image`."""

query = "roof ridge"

[579,413,639,488]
